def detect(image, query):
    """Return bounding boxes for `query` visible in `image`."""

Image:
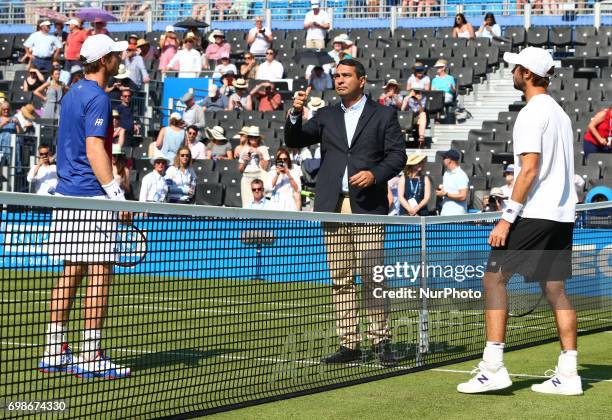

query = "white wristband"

[501,199,523,224]
[102,179,126,201]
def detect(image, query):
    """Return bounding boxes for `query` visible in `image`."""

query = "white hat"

[40,20,51,27]
[80,34,128,64]
[169,111,182,121]
[165,25,175,33]
[383,79,399,89]
[208,85,219,97]
[67,18,80,26]
[503,47,554,78]
[246,126,261,137]
[490,187,508,199]
[150,152,171,165]
[205,125,227,141]
[311,0,320,8]
[332,36,348,45]
[307,97,325,111]
[114,64,130,79]
[211,29,225,37]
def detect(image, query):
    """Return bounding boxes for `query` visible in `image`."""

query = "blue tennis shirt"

[55,78,113,197]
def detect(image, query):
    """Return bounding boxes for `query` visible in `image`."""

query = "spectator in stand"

[64,18,88,70]
[53,21,67,43]
[137,39,156,62]
[127,34,139,46]
[52,60,71,85]
[155,112,185,163]
[328,36,353,63]
[289,146,313,167]
[34,67,67,120]
[228,78,253,111]
[113,88,135,145]
[398,153,431,215]
[387,174,401,215]
[437,149,468,215]
[406,61,430,91]
[23,66,45,92]
[205,126,234,160]
[378,79,403,110]
[0,102,22,164]
[247,16,273,57]
[112,109,125,147]
[111,145,131,198]
[336,34,357,58]
[204,30,231,69]
[240,53,259,79]
[476,13,502,39]
[213,52,238,75]
[219,72,237,97]
[499,164,514,205]
[304,0,330,49]
[233,126,250,158]
[452,13,475,39]
[106,64,137,102]
[140,154,170,202]
[245,178,269,209]
[307,65,333,91]
[306,97,325,120]
[88,20,110,36]
[124,44,150,89]
[431,59,456,104]
[239,125,270,206]
[186,125,207,160]
[15,104,37,135]
[165,146,197,203]
[484,164,514,211]
[250,82,282,112]
[0,92,5,104]
[159,26,179,71]
[23,20,62,75]
[266,147,302,211]
[583,105,612,157]
[183,27,204,51]
[69,65,84,86]
[202,85,229,112]
[165,34,202,78]
[27,144,58,195]
[181,92,206,139]
[256,48,284,80]
[401,88,428,147]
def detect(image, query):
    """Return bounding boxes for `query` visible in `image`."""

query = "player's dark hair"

[518,65,553,88]
[337,59,366,79]
[80,55,102,74]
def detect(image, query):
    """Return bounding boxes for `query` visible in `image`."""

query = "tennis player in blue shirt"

[39,34,132,379]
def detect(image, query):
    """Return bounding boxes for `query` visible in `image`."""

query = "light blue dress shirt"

[340,94,367,192]
[24,31,62,58]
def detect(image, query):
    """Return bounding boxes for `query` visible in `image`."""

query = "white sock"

[483,341,505,371]
[82,329,102,361]
[45,323,65,355]
[558,350,578,377]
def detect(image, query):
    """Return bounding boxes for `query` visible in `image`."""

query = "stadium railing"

[0,191,610,417]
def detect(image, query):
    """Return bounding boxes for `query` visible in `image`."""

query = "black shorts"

[486,217,574,282]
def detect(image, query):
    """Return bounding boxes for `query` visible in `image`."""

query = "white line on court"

[432,368,612,383]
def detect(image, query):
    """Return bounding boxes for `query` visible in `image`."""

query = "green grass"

[1,269,610,418]
[210,332,612,420]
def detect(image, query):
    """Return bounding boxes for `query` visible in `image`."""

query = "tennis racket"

[507,273,545,317]
[113,223,147,268]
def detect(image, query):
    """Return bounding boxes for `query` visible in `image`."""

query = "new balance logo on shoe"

[552,377,561,387]
[477,375,488,384]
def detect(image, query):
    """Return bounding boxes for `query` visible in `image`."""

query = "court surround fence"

[0,192,610,418]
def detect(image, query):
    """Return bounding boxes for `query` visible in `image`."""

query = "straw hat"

[433,59,448,68]
[307,97,325,111]
[112,109,120,117]
[150,152,171,165]
[233,78,248,89]
[20,104,36,120]
[490,187,508,198]
[136,38,149,48]
[406,153,427,166]
[205,125,227,141]
[246,126,261,137]
[114,64,130,79]
[383,79,399,89]
[232,126,250,139]
[332,35,348,45]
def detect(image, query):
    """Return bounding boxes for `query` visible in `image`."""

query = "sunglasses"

[154,161,166,165]
[187,131,197,135]
[251,188,263,192]
[122,95,131,98]
[245,56,253,59]
[248,135,259,139]
[278,157,289,161]
[265,52,274,55]
[180,154,190,157]
[39,153,49,157]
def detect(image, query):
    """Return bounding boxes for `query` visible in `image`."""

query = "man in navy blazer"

[285,59,406,365]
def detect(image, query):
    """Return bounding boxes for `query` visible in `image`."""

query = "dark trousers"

[32,57,52,74]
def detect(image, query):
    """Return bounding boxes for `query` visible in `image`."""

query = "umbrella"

[174,17,209,29]
[292,50,335,67]
[77,7,118,23]
[34,8,68,22]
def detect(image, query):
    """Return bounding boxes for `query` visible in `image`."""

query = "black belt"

[34,56,52,60]
[340,192,350,198]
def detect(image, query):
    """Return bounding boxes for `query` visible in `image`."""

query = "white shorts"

[47,194,118,264]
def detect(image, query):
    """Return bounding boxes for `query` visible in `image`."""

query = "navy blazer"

[285,97,406,214]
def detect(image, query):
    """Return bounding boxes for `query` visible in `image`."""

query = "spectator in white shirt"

[185,125,207,160]
[437,149,469,215]
[304,1,330,49]
[245,178,268,209]
[247,16,273,57]
[255,48,284,80]
[27,144,57,195]
[307,65,333,91]
[213,53,238,76]
[475,13,502,40]
[139,154,170,202]
[165,146,197,203]
[164,34,203,78]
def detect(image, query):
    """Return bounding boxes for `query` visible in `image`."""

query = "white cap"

[165,25,175,33]
[67,18,80,26]
[503,47,554,78]
[311,0,320,8]
[169,112,182,121]
[80,34,128,64]
[40,20,51,27]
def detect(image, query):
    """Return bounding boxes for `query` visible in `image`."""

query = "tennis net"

[0,192,610,418]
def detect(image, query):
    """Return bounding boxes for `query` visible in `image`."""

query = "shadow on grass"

[121,348,242,372]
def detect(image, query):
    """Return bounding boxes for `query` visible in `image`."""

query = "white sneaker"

[531,367,583,396]
[71,351,131,379]
[457,361,513,394]
[38,344,74,373]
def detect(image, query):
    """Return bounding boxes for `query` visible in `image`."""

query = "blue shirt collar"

[340,94,367,113]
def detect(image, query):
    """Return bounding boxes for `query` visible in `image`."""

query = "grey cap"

[70,64,83,74]
[181,92,194,102]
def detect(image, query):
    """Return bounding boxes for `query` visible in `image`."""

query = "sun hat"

[383,79,399,89]
[205,125,227,141]
[246,126,261,137]
[20,104,37,120]
[114,64,130,79]
[136,38,149,48]
[433,59,448,68]
[406,153,427,166]
[503,46,554,78]
[150,152,171,165]
[307,97,325,111]
[490,187,508,198]
[112,109,120,117]
[233,78,248,89]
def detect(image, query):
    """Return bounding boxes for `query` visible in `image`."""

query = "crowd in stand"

[1,0,609,213]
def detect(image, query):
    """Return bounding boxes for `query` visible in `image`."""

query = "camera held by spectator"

[483,187,507,212]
